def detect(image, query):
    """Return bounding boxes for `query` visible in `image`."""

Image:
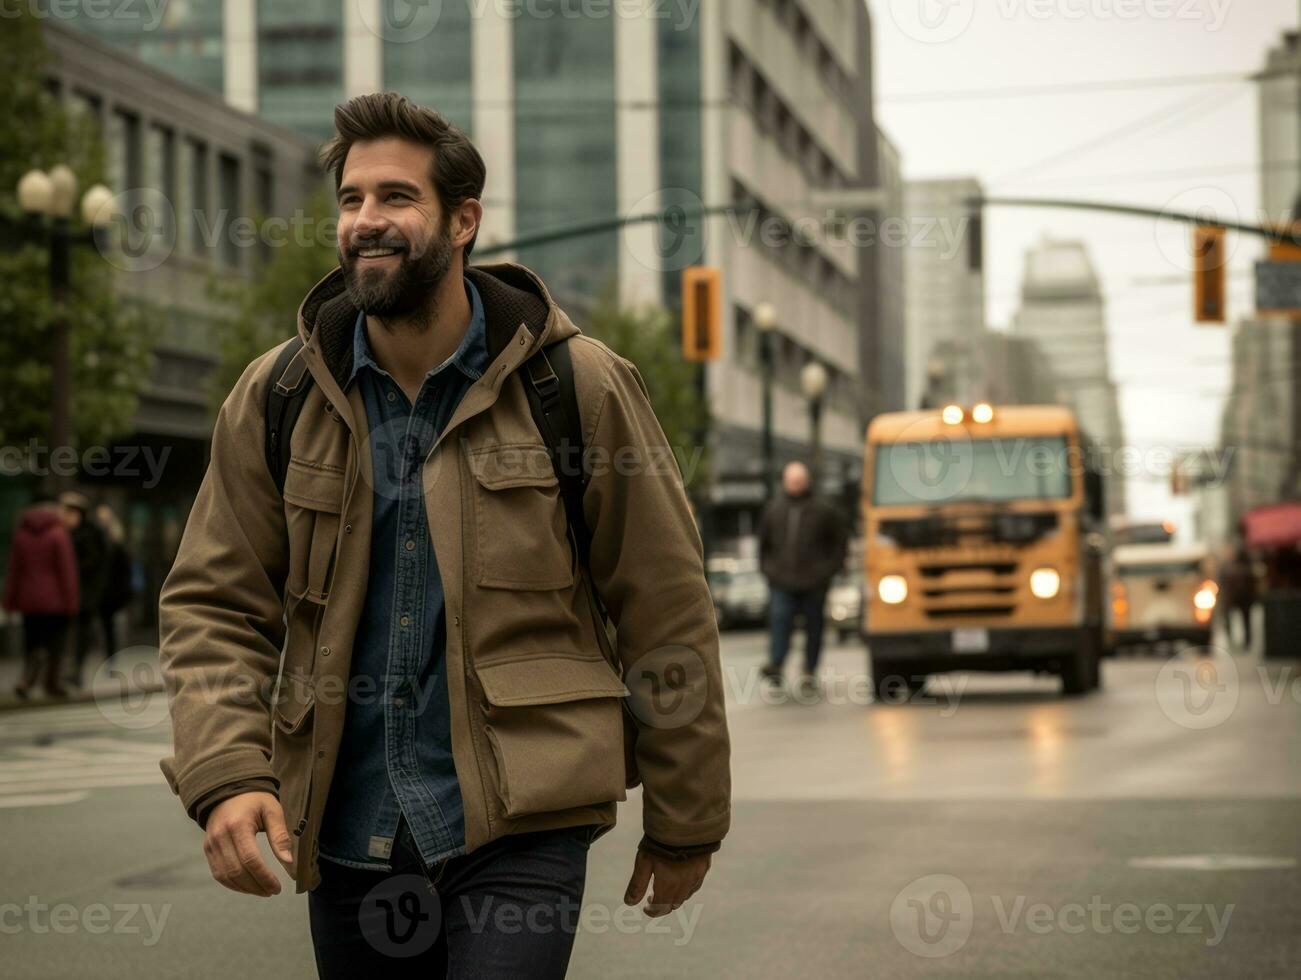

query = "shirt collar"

[347,277,489,388]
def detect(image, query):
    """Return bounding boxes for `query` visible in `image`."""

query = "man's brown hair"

[320,92,486,258]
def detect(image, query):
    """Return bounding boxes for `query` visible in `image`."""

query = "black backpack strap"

[523,338,594,573]
[264,336,313,496]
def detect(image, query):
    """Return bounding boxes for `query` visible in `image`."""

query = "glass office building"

[257,0,345,140]
[513,12,619,304]
[45,0,226,95]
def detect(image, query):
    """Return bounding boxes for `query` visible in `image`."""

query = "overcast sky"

[871,0,1298,529]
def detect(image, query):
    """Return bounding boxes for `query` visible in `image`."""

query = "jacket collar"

[296,261,567,392]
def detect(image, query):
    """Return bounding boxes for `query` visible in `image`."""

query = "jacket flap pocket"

[273,680,316,734]
[283,460,344,513]
[477,654,628,707]
[469,445,558,491]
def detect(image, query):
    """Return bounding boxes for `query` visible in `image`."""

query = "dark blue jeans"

[768,587,829,675]
[308,819,598,979]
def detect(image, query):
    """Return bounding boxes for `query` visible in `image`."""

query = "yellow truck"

[863,404,1109,698]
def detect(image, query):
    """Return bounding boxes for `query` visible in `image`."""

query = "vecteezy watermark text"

[0,898,171,947]
[1,440,171,490]
[891,874,1235,958]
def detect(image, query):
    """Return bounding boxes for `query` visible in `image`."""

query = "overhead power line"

[878,71,1253,104]
[989,84,1248,187]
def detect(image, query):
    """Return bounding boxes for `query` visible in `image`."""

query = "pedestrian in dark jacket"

[1218,544,1257,651]
[758,461,848,696]
[95,504,134,659]
[58,491,108,687]
[3,494,79,698]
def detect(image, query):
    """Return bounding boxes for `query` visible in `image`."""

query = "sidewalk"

[0,635,165,712]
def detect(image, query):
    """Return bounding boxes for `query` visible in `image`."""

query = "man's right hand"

[203,791,294,897]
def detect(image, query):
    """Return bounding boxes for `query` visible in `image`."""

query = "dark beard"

[340,225,454,322]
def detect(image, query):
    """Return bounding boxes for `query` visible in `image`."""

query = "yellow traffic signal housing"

[1193,225,1226,324]
[681,266,722,362]
[1268,222,1301,263]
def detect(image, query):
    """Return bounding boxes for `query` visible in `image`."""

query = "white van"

[1110,543,1217,653]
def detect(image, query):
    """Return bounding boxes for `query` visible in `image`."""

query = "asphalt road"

[2,632,1298,979]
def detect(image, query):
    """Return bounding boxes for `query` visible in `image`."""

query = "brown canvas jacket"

[158,262,731,892]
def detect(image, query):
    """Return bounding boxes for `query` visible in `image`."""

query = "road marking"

[0,773,163,795]
[0,709,170,809]
[1129,854,1298,871]
[0,704,169,736]
[0,791,89,809]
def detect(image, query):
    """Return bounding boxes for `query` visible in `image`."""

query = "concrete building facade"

[1011,238,1126,515]
[921,330,1063,410]
[902,176,985,409]
[1218,29,1301,538]
[873,126,907,417]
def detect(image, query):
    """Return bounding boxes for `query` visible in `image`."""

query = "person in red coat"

[3,493,79,698]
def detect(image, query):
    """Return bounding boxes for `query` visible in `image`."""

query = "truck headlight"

[1194,581,1218,611]
[878,575,908,605]
[1029,567,1061,599]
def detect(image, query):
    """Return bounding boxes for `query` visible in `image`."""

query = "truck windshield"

[873,436,1074,506]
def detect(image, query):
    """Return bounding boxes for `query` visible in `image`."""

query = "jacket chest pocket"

[283,460,345,603]
[469,445,574,591]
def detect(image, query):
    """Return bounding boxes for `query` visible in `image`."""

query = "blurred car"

[708,559,770,629]
[1110,543,1216,654]
[828,568,865,642]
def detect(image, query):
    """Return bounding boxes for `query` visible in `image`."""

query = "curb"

[0,682,167,714]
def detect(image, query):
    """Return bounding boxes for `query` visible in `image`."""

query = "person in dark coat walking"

[1218,544,1258,651]
[4,493,79,698]
[95,504,134,660]
[58,491,108,688]
[758,461,849,696]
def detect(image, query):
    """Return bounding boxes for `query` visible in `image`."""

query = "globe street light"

[801,360,829,483]
[753,301,778,499]
[16,167,116,491]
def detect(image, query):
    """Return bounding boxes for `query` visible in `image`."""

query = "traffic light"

[1267,222,1301,263]
[1171,464,1188,497]
[1193,225,1226,324]
[681,266,722,362]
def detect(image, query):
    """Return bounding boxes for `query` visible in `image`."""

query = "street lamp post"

[16,166,114,492]
[801,360,829,487]
[753,301,778,499]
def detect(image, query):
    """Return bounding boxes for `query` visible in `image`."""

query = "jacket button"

[320,646,330,657]
[519,335,526,346]
[344,524,352,533]
[453,616,460,627]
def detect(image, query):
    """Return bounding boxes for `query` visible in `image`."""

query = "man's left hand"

[623,849,711,917]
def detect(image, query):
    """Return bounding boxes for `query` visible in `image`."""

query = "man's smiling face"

[336,137,455,320]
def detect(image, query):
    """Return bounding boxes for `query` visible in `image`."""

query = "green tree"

[207,190,339,407]
[582,295,711,493]
[0,9,156,453]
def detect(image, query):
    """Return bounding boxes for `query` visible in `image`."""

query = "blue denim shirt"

[317,279,488,870]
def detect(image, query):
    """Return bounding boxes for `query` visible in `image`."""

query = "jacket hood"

[295,262,581,391]
[18,505,64,537]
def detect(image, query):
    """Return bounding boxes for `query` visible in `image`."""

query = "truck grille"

[913,553,1022,621]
